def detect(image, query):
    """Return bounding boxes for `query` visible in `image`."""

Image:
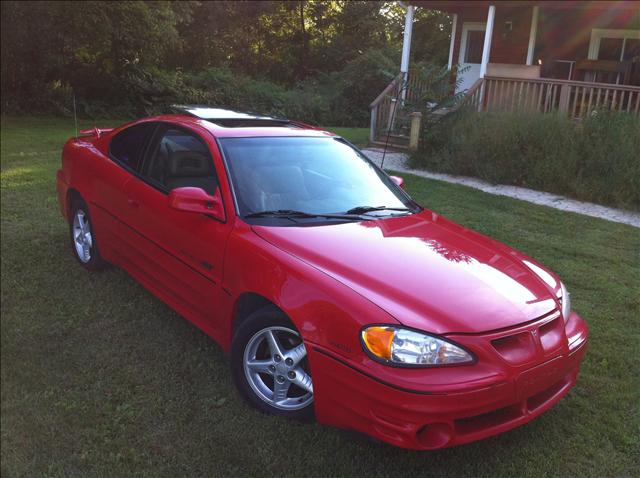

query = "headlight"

[361,326,474,366]
[559,281,571,323]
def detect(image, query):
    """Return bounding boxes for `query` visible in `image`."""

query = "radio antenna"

[73,92,78,139]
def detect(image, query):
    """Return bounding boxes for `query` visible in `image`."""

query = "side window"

[142,128,219,195]
[109,123,155,171]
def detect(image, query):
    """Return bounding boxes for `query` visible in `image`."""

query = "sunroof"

[171,105,293,128]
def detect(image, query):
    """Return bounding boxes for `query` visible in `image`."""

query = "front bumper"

[309,312,588,449]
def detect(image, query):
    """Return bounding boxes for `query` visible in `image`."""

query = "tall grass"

[412,110,640,211]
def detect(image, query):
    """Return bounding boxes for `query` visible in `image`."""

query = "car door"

[89,122,156,262]
[119,123,232,331]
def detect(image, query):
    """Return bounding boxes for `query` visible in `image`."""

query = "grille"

[490,311,563,365]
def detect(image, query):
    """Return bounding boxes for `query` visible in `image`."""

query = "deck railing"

[369,70,436,144]
[483,76,640,118]
[369,73,403,143]
[369,73,640,148]
[457,78,484,111]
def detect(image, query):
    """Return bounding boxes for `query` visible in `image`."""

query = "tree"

[1,1,451,120]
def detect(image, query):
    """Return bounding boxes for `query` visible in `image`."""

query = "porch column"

[526,6,539,66]
[447,14,458,70]
[479,4,495,78]
[400,5,415,77]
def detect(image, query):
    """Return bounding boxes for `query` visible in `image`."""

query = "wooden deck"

[370,71,640,148]
[483,76,640,118]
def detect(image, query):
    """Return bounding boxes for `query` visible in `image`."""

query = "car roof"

[172,105,286,123]
[137,112,338,139]
[157,105,338,139]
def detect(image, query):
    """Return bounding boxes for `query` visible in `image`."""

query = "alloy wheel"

[72,209,93,263]
[243,326,313,411]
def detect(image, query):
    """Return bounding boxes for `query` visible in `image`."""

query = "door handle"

[127,198,139,208]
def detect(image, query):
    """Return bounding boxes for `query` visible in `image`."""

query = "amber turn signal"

[361,326,395,360]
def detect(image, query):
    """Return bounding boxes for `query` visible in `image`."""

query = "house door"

[457,22,486,93]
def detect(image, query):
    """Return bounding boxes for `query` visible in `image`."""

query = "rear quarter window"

[109,123,155,171]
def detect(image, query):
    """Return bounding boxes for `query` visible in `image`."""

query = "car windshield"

[219,136,417,219]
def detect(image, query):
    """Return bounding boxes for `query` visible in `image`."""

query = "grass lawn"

[1,116,638,477]
[325,126,369,146]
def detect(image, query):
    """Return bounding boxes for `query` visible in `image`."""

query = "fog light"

[416,422,453,449]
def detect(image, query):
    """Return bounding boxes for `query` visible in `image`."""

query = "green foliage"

[60,51,396,126]
[1,1,452,125]
[410,8,452,67]
[577,112,640,209]
[413,111,640,211]
[315,48,398,125]
[1,1,186,113]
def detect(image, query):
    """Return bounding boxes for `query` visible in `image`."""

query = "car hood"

[252,211,560,334]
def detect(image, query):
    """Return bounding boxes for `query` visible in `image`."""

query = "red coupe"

[56,107,588,449]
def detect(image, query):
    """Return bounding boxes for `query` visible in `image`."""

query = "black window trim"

[107,121,159,176]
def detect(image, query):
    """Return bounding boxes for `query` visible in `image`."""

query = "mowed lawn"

[1,116,638,477]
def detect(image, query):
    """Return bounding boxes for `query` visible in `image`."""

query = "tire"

[231,306,314,421]
[69,197,107,271]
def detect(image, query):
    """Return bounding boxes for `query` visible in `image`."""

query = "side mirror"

[168,187,226,222]
[390,175,405,189]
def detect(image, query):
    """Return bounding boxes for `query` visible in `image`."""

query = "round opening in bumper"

[416,422,454,449]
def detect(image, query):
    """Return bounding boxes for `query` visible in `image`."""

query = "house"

[370,0,640,148]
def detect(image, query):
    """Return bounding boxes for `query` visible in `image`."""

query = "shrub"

[412,110,640,211]
[577,111,640,209]
[327,49,397,126]
[182,56,397,126]
[3,48,399,128]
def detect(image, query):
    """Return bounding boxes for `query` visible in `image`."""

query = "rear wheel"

[69,198,107,270]
[231,307,314,420]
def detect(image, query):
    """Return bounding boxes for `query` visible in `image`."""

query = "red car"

[56,107,588,449]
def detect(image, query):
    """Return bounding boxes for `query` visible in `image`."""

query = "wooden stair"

[369,73,486,150]
[369,133,411,150]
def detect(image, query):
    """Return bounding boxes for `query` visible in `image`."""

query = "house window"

[623,39,640,61]
[588,28,640,85]
[597,37,624,61]
[597,37,640,85]
[625,39,640,85]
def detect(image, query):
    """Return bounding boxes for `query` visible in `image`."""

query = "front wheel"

[69,198,107,270]
[231,307,314,420]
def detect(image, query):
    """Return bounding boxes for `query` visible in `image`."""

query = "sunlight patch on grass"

[1,166,38,188]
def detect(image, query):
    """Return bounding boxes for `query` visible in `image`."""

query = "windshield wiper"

[244,209,367,221]
[345,205,412,215]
